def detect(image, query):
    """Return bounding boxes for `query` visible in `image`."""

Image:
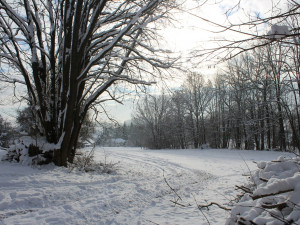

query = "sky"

[105,0,285,123]
[0,0,288,124]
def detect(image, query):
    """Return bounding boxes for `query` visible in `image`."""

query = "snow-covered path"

[0,148,294,225]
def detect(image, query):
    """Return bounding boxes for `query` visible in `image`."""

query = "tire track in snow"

[0,148,214,225]
[92,147,215,224]
[96,147,213,180]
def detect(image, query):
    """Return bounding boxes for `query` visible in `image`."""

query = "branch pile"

[226,156,300,225]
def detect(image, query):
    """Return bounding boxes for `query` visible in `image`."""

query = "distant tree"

[183,73,213,148]
[77,111,96,148]
[94,121,129,147]
[0,115,15,148]
[95,122,112,146]
[206,74,230,148]
[16,106,39,136]
[169,90,188,149]
[127,122,147,147]
[133,94,172,149]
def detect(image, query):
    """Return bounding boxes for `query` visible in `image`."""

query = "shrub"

[69,147,119,174]
[2,136,55,166]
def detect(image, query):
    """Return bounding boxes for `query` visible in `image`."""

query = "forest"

[102,42,300,152]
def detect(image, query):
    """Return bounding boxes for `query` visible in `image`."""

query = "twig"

[259,177,268,182]
[235,185,252,193]
[239,154,256,187]
[146,219,161,225]
[163,170,182,201]
[237,216,258,225]
[192,194,211,225]
[169,200,187,207]
[198,202,231,211]
[261,202,287,210]
[252,189,294,200]
[83,145,95,168]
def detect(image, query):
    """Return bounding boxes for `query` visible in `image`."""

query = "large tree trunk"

[53,114,83,166]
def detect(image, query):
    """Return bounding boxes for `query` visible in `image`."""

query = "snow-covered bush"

[1,136,56,166]
[226,156,300,225]
[69,148,119,174]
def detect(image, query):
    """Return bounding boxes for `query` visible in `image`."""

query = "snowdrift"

[226,156,300,225]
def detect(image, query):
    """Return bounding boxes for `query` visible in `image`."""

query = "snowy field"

[0,147,294,225]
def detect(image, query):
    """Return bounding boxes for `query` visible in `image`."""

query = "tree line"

[132,41,300,151]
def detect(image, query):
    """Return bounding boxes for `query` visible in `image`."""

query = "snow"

[267,24,290,39]
[226,155,300,225]
[0,147,295,224]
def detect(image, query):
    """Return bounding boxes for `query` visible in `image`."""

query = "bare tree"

[0,114,15,148]
[169,90,188,149]
[133,93,172,149]
[192,0,300,61]
[0,0,178,166]
[191,0,300,151]
[184,72,213,148]
[262,43,289,150]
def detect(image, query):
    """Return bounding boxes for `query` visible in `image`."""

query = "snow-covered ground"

[0,147,294,225]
